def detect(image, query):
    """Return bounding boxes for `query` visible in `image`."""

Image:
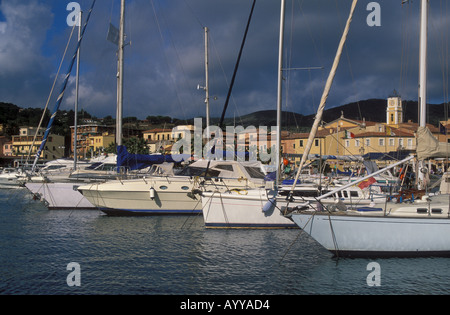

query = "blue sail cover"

[116,145,190,171]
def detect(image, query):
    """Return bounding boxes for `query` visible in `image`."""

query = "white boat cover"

[416,126,450,160]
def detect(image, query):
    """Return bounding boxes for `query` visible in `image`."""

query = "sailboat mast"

[204,27,210,133]
[418,0,428,188]
[116,0,125,146]
[276,0,286,186]
[74,11,82,170]
[419,0,428,127]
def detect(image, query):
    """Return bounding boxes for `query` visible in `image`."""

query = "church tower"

[386,90,403,126]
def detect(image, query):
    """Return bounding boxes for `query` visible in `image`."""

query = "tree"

[124,137,148,154]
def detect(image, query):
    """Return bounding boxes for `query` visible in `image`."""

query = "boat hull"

[25,182,97,210]
[291,211,450,257]
[78,178,203,215]
[201,189,297,229]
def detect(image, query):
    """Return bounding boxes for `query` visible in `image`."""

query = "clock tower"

[386,90,403,127]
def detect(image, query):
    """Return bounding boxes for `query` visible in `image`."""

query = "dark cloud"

[1,0,449,121]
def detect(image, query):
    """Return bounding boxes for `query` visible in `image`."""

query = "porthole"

[159,185,168,190]
[181,186,189,190]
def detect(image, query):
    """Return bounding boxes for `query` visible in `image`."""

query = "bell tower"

[386,90,403,126]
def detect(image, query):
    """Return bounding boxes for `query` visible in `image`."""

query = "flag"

[344,130,355,139]
[358,176,376,189]
[107,23,120,45]
[440,123,447,135]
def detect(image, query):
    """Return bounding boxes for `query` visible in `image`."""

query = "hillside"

[1,99,448,138]
[212,99,448,130]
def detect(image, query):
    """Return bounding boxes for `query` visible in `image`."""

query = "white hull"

[79,177,205,215]
[290,199,450,257]
[201,188,296,229]
[26,182,97,210]
[77,160,267,216]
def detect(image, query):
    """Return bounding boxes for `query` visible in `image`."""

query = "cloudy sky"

[0,0,449,122]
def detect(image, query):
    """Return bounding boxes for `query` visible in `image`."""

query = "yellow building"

[143,125,195,153]
[88,132,115,155]
[11,127,65,161]
[290,95,421,162]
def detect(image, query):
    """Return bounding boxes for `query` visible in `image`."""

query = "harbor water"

[2,187,450,296]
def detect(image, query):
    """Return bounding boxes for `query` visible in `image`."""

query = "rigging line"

[204,0,256,175]
[276,207,324,266]
[209,34,244,127]
[153,0,198,113]
[182,0,204,28]
[25,23,78,165]
[32,0,97,172]
[149,0,189,123]
[218,0,257,130]
[334,0,362,122]
[400,4,412,100]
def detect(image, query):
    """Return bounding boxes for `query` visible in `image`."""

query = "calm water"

[2,187,450,296]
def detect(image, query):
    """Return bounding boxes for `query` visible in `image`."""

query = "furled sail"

[416,126,450,160]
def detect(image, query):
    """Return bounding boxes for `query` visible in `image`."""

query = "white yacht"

[77,160,267,216]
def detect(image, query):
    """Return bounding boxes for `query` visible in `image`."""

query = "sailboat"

[200,0,363,229]
[200,0,298,229]
[286,0,450,258]
[75,1,270,216]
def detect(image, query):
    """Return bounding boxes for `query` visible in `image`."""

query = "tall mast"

[74,10,82,170]
[419,0,428,127]
[204,27,210,133]
[418,0,428,188]
[116,0,125,146]
[276,0,286,186]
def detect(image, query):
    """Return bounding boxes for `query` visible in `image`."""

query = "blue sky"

[0,0,449,122]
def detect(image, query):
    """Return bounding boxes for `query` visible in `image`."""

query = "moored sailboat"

[286,0,450,258]
[200,0,359,229]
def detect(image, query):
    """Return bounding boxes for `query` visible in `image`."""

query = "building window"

[345,140,350,147]
[399,138,403,147]
[314,139,319,147]
[355,139,360,147]
[389,138,395,146]
[365,139,370,147]
[299,140,303,147]
[407,138,413,148]
[379,138,384,146]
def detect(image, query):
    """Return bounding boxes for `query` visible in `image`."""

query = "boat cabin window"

[177,166,220,177]
[350,191,359,197]
[278,190,319,197]
[214,164,234,172]
[45,165,67,170]
[244,166,265,179]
